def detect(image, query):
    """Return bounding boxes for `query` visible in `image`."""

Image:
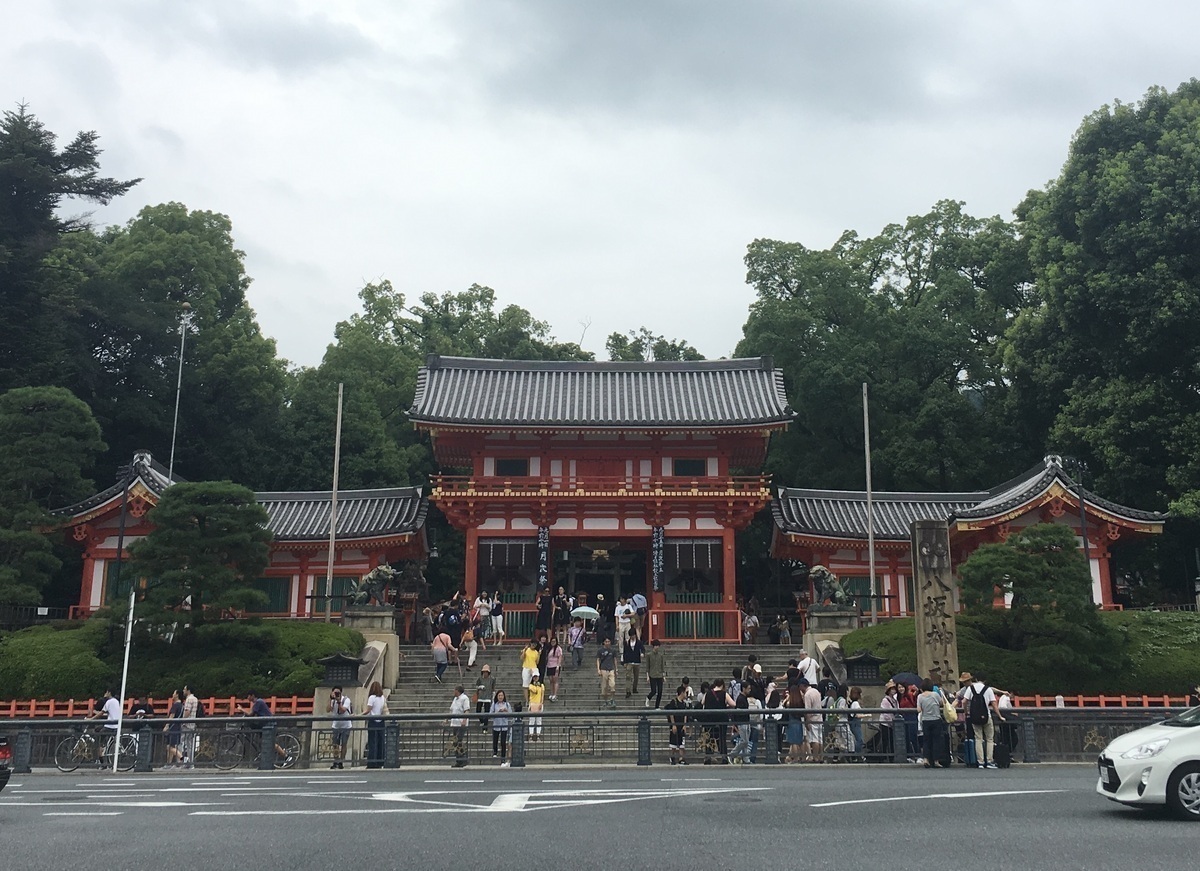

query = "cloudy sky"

[6,1,1199,367]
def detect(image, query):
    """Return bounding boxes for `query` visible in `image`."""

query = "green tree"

[76,203,287,486]
[0,104,138,390]
[956,523,1125,687]
[0,386,105,604]
[737,201,1031,490]
[606,327,704,362]
[128,481,273,618]
[1006,80,1200,513]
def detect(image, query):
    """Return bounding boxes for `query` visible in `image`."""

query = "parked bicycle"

[54,727,137,772]
[214,725,301,770]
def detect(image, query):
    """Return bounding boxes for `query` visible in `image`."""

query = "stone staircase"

[390,640,807,713]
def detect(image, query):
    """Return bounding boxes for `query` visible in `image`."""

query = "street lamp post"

[168,302,195,481]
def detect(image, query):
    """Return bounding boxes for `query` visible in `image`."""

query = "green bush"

[841,611,1200,696]
[0,617,364,700]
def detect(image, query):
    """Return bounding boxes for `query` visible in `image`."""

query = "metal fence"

[3,707,1188,772]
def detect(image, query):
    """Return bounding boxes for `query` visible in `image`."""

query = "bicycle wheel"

[114,734,137,771]
[214,732,243,770]
[54,735,87,772]
[274,732,301,769]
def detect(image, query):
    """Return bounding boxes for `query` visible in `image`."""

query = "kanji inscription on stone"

[909,519,961,691]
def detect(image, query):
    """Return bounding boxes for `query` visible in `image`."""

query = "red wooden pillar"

[79,552,96,612]
[1095,547,1114,607]
[464,527,479,599]
[722,527,737,641]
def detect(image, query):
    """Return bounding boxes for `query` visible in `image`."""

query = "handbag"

[941,694,958,724]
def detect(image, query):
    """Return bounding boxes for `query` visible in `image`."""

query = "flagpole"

[863,383,878,626]
[324,383,344,623]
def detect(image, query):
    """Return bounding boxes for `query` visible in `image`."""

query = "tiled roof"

[55,453,428,542]
[773,456,1168,540]
[773,487,986,541]
[954,456,1168,524]
[52,450,177,517]
[409,355,794,428]
[257,488,427,541]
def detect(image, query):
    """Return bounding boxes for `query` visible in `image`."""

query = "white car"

[1096,705,1200,820]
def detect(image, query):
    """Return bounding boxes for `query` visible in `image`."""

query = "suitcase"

[994,741,1011,769]
[962,735,978,767]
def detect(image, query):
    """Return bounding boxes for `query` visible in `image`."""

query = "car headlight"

[1120,738,1170,759]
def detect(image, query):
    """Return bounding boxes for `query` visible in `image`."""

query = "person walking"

[596,636,617,708]
[473,590,493,643]
[644,638,666,708]
[363,681,387,769]
[490,690,513,765]
[431,630,456,684]
[622,629,644,698]
[614,597,634,652]
[462,623,479,669]
[847,686,865,758]
[328,685,352,769]
[665,685,689,765]
[161,689,184,769]
[180,685,199,769]
[449,685,472,768]
[784,685,806,763]
[546,638,564,701]
[553,586,571,645]
[802,678,824,763]
[795,649,820,685]
[567,618,587,669]
[630,590,648,637]
[491,593,506,645]
[702,678,733,764]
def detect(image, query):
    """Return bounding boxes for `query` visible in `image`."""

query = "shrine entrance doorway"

[555,544,647,607]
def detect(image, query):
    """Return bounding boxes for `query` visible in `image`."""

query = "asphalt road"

[1,763,1193,870]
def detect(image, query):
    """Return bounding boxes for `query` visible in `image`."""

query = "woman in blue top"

[490,690,513,765]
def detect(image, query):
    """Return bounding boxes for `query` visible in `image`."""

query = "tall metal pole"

[112,468,133,773]
[168,303,194,481]
[324,383,344,623]
[863,383,878,626]
[1075,464,1093,592]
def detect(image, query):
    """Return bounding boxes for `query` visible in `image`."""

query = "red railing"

[431,474,769,496]
[0,695,314,719]
[1013,694,1190,708]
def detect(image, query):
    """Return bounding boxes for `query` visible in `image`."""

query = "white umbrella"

[570,606,600,620]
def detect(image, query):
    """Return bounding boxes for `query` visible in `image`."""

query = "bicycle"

[54,727,137,772]
[214,724,301,770]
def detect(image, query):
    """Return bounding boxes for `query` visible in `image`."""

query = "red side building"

[410,355,795,641]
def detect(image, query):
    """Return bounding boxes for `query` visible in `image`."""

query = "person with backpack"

[181,685,200,770]
[963,673,1006,769]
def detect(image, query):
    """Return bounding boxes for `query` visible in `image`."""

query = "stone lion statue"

[350,565,401,606]
[810,565,851,607]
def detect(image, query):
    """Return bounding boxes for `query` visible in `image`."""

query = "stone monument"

[909,519,961,692]
[805,565,860,654]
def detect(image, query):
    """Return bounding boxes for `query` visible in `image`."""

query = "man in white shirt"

[796,650,820,686]
[449,685,472,768]
[963,676,1005,769]
[88,689,122,731]
[615,597,634,652]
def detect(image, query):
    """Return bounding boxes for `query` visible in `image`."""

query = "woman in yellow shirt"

[520,639,541,705]
[527,671,545,741]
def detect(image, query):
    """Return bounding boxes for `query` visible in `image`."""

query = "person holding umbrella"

[567,617,588,668]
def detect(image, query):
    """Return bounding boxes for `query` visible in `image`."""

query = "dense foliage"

[0,618,364,699]
[841,611,1200,697]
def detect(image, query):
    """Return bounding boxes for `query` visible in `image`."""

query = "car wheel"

[1166,762,1200,821]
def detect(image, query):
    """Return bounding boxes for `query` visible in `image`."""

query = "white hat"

[752,663,762,673]
[531,669,540,678]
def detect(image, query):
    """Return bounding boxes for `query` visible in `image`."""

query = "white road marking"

[306,780,367,784]
[424,779,485,783]
[2,801,227,808]
[541,779,602,783]
[191,786,771,816]
[810,789,1067,808]
[45,812,125,816]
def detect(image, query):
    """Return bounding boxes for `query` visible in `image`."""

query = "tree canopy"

[128,481,273,618]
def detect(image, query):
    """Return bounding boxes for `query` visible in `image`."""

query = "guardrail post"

[893,721,908,765]
[637,716,652,766]
[384,721,401,769]
[763,718,779,765]
[134,724,154,772]
[13,727,32,774]
[259,723,276,770]
[511,716,526,768]
[1021,716,1039,763]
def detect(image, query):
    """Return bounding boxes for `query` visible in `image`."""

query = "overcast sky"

[6,1,1199,367]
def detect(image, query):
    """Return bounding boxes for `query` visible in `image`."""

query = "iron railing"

[4,707,1188,772]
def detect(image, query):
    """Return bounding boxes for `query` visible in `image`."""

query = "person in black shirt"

[702,679,733,764]
[664,686,689,765]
